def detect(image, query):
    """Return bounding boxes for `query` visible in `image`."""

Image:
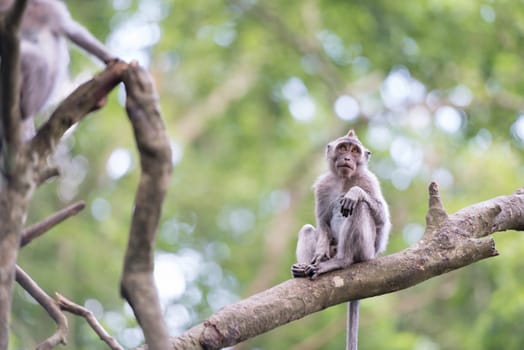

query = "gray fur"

[1,0,114,138]
[291,130,391,350]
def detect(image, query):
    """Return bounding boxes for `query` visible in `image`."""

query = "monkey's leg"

[291,224,317,278]
[19,43,56,140]
[309,202,376,277]
[19,43,55,120]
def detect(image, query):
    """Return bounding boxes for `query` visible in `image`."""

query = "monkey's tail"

[347,300,360,350]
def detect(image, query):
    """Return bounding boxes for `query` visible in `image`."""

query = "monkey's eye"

[337,144,348,153]
[350,145,361,154]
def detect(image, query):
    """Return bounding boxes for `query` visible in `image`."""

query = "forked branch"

[56,293,124,350]
[15,266,68,350]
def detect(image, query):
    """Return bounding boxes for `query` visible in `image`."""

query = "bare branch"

[155,187,523,350]
[56,293,124,350]
[28,60,127,170]
[15,266,68,350]
[16,202,94,349]
[18,200,119,349]
[119,62,172,350]
[20,201,85,247]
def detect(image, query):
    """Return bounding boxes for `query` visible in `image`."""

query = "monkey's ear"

[365,150,372,160]
[347,129,357,138]
[326,143,334,157]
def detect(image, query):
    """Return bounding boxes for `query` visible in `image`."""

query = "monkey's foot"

[291,263,314,278]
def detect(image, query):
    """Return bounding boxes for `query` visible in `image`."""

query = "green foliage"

[11,0,524,348]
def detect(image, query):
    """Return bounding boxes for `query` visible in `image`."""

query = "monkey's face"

[327,137,369,178]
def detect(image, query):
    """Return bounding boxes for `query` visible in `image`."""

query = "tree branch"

[28,60,127,169]
[119,62,172,350]
[56,293,124,350]
[15,265,68,350]
[0,0,26,173]
[138,185,523,350]
[20,201,85,247]
[18,201,121,349]
[0,2,30,348]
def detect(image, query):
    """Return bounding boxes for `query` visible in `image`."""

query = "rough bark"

[136,184,524,350]
[0,1,32,347]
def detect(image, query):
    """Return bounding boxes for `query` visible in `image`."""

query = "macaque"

[292,129,391,350]
[0,0,115,139]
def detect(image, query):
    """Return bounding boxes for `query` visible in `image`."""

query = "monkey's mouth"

[337,164,354,170]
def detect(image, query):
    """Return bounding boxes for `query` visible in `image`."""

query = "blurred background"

[12,0,524,349]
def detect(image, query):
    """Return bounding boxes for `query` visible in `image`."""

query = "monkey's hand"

[291,263,315,278]
[104,57,122,65]
[340,186,367,217]
[291,263,319,279]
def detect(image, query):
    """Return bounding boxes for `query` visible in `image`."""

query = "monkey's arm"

[340,186,390,253]
[61,15,114,64]
[46,0,114,64]
[311,186,336,264]
[311,226,331,264]
[341,187,385,220]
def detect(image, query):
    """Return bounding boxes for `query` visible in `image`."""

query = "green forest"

[8,0,524,349]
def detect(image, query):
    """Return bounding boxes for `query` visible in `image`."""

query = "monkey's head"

[326,129,371,178]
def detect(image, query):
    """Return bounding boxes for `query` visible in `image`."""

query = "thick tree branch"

[0,0,26,171]
[0,2,30,348]
[119,62,172,350]
[145,185,523,350]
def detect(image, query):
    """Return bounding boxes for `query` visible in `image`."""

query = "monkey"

[0,0,115,139]
[291,129,391,350]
